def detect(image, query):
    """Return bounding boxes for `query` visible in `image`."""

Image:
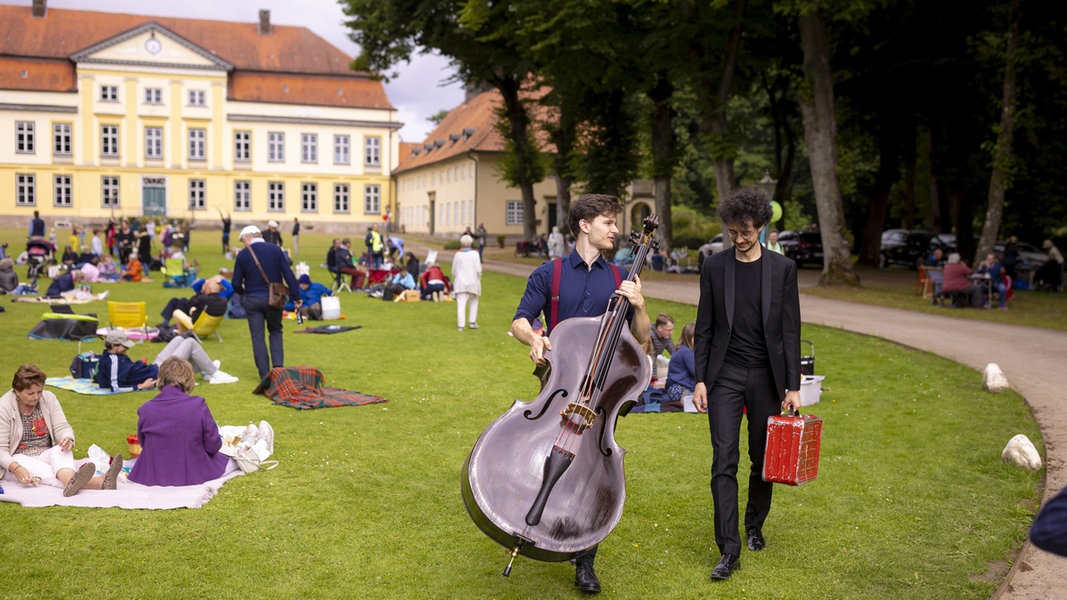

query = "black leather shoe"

[575,563,601,594]
[746,527,766,551]
[710,553,741,580]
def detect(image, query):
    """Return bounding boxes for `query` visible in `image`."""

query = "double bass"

[461,215,659,575]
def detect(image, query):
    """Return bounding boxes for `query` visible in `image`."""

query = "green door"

[143,186,166,217]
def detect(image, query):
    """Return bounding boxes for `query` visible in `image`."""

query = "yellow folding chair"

[107,301,148,341]
[189,311,224,343]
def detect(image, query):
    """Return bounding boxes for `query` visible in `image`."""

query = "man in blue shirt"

[232,225,300,380]
[511,193,651,595]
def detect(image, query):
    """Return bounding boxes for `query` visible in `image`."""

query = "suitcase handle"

[781,408,801,417]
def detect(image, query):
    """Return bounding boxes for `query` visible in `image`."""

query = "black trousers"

[708,362,779,556]
[244,294,284,379]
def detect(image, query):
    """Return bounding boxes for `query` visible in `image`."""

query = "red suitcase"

[763,411,823,485]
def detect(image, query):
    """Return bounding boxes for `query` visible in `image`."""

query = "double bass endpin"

[503,542,524,577]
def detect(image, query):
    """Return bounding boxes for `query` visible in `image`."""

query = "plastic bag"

[87,444,111,475]
[219,421,276,472]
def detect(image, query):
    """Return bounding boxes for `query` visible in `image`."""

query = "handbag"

[219,421,278,473]
[247,244,289,309]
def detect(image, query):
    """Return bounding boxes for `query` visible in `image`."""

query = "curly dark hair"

[569,194,623,235]
[716,187,773,229]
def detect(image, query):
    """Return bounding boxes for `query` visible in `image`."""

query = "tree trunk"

[648,74,675,248]
[798,9,859,286]
[494,75,540,243]
[975,0,1020,266]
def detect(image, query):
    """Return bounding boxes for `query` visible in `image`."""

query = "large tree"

[342,0,545,241]
[796,5,859,285]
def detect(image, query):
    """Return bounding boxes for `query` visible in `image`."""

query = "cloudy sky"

[1,0,465,142]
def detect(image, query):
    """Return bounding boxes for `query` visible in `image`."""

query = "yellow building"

[0,2,399,234]
[393,89,653,243]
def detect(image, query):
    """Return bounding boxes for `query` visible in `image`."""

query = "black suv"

[779,231,824,267]
[880,229,954,269]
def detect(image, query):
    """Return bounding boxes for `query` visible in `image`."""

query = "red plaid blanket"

[253,366,388,410]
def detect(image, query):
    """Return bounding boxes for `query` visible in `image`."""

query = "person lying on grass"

[1,363,122,496]
[97,329,238,392]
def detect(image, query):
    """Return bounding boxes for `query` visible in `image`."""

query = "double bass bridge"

[560,402,597,430]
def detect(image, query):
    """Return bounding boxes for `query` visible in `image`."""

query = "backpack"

[69,352,100,379]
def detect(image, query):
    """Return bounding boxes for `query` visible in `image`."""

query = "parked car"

[697,233,724,266]
[880,229,954,269]
[779,231,824,267]
[994,240,1046,266]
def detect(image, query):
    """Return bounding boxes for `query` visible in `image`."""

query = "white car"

[698,233,724,265]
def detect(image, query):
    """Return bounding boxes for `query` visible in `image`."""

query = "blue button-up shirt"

[514,250,630,329]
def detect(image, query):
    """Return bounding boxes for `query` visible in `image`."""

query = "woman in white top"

[452,234,483,331]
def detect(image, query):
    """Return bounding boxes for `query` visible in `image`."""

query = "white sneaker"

[208,370,239,384]
[213,360,221,370]
[469,322,479,329]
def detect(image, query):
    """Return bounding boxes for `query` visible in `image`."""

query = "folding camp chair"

[189,311,224,343]
[162,257,195,287]
[107,301,148,341]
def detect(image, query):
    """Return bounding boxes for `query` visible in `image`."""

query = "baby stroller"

[26,238,56,279]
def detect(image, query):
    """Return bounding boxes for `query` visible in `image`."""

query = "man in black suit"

[692,187,803,581]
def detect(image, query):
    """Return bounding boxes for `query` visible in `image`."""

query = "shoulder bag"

[247,244,289,309]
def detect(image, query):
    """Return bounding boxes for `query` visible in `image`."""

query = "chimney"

[32,0,46,18]
[258,9,271,35]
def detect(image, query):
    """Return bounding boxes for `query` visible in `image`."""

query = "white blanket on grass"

[0,464,243,509]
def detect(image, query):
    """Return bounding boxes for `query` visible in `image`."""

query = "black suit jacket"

[693,247,801,399]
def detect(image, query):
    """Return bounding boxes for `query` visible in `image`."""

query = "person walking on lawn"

[510,193,651,594]
[692,187,803,581]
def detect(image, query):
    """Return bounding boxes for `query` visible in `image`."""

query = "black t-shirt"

[724,257,769,368]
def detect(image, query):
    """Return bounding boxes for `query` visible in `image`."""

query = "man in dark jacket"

[231,225,300,379]
[46,270,84,297]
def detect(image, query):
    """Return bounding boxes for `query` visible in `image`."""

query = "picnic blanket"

[0,460,243,509]
[45,376,133,395]
[293,325,362,334]
[14,290,110,304]
[96,326,159,341]
[253,366,388,410]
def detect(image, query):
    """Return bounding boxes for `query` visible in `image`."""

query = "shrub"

[670,205,720,249]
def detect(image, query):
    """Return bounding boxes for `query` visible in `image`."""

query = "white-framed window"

[100,124,120,157]
[188,179,206,210]
[268,132,284,162]
[301,183,318,212]
[144,87,163,105]
[364,136,380,167]
[234,180,251,211]
[333,183,350,213]
[301,133,318,163]
[53,175,73,207]
[16,174,35,206]
[16,121,35,153]
[99,85,118,102]
[53,123,72,155]
[145,127,163,159]
[333,134,350,164]
[101,176,120,208]
[234,130,251,162]
[505,200,524,226]
[268,181,285,211]
[188,90,206,106]
[364,184,380,214]
[188,128,206,160]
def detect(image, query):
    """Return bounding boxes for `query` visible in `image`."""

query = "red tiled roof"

[395,90,504,173]
[395,86,554,173]
[0,57,75,92]
[0,5,392,109]
[229,72,392,110]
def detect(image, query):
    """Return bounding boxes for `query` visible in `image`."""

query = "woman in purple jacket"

[128,357,232,486]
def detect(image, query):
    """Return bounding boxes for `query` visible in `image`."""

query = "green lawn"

[0,230,1043,598]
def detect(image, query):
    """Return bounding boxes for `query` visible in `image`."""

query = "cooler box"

[763,412,823,486]
[800,375,825,406]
